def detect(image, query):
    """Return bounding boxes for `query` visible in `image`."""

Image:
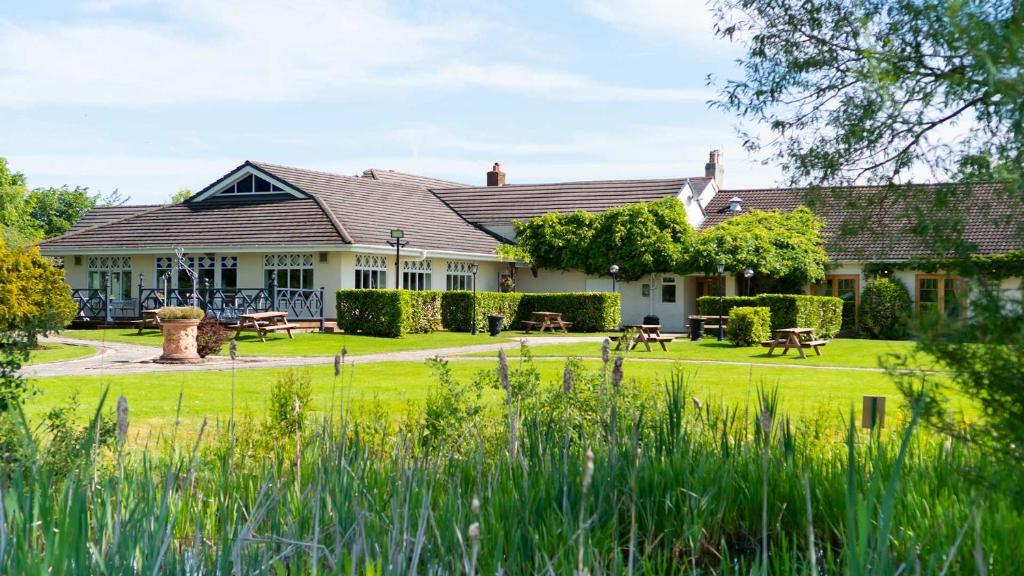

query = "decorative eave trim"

[39,244,504,261]
[189,163,307,202]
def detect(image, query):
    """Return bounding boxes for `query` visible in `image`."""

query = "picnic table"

[521,311,573,334]
[611,324,674,352]
[762,327,828,359]
[231,311,296,342]
[132,309,162,334]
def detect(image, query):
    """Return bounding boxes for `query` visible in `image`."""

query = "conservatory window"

[446,261,475,291]
[402,260,432,291]
[264,253,314,291]
[355,254,388,289]
[88,256,132,299]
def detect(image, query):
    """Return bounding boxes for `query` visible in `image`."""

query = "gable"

[190,163,307,202]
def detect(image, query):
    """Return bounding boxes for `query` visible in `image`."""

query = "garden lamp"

[609,264,620,291]
[716,262,726,341]
[743,268,754,296]
[387,229,408,290]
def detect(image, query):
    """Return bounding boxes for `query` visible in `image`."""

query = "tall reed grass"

[1,357,1021,574]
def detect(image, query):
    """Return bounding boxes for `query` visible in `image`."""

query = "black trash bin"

[688,316,705,341]
[487,315,504,337]
[643,314,660,326]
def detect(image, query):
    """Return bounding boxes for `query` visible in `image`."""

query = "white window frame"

[355,254,388,289]
[445,260,475,291]
[88,256,132,299]
[264,253,315,291]
[402,260,432,291]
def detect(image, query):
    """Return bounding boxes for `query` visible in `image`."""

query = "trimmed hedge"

[726,307,771,347]
[696,296,758,319]
[698,294,844,338]
[517,292,621,332]
[336,290,442,337]
[440,291,522,332]
[338,289,622,336]
[858,277,912,340]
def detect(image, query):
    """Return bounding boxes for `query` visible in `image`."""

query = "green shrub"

[859,277,912,339]
[335,290,442,337]
[697,296,759,317]
[726,307,772,346]
[441,291,522,332]
[404,291,443,334]
[265,369,312,436]
[196,316,230,357]
[698,294,844,338]
[157,306,205,321]
[517,292,620,332]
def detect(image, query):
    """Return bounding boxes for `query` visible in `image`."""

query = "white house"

[39,152,1022,332]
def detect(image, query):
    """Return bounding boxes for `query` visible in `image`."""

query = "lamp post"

[743,268,754,296]
[716,262,726,341]
[609,264,620,292]
[387,229,408,290]
[470,263,480,335]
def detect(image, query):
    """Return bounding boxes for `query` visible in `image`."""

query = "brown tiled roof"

[253,162,501,254]
[66,204,163,234]
[40,194,343,250]
[702,183,1022,261]
[42,161,502,255]
[432,177,707,223]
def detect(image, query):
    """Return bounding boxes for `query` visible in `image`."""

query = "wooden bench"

[234,311,295,342]
[520,320,541,330]
[647,335,674,351]
[800,339,828,355]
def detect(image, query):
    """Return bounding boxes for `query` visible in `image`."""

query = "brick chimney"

[486,162,506,186]
[704,150,723,188]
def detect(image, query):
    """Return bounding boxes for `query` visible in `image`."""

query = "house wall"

[516,268,711,332]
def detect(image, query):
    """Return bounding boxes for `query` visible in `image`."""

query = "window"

[916,274,967,319]
[661,277,677,303]
[264,253,314,291]
[220,173,286,195]
[816,275,859,329]
[402,260,432,290]
[88,256,132,299]
[220,256,238,289]
[446,261,475,291]
[156,256,174,289]
[354,254,388,289]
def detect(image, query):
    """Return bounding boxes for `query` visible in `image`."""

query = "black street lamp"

[609,264,620,292]
[716,262,726,341]
[387,229,408,290]
[470,263,480,335]
[743,268,754,296]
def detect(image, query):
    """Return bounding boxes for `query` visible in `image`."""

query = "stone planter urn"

[160,319,202,362]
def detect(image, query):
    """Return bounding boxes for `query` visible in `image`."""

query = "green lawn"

[59,328,597,358]
[465,337,933,370]
[26,343,96,365]
[27,356,969,439]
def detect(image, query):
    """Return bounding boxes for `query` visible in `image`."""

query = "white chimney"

[705,149,724,188]
[728,196,743,212]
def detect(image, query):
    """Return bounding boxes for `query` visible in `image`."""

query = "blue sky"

[0,0,781,204]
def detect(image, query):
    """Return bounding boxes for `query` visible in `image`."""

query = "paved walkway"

[22,336,607,378]
[23,335,920,377]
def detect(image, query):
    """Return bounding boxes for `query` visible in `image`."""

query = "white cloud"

[577,0,720,43]
[0,0,705,107]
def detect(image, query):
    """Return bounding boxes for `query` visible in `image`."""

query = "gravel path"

[21,336,608,378]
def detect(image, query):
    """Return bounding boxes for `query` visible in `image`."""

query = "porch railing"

[71,276,327,330]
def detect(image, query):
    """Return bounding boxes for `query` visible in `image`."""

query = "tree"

[713,0,1024,459]
[685,207,828,285]
[170,189,193,204]
[0,158,37,246]
[0,238,77,409]
[0,158,128,242]
[0,238,77,346]
[509,197,695,281]
[27,186,96,239]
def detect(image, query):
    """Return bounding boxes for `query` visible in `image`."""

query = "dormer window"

[221,174,286,195]
[728,196,743,212]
